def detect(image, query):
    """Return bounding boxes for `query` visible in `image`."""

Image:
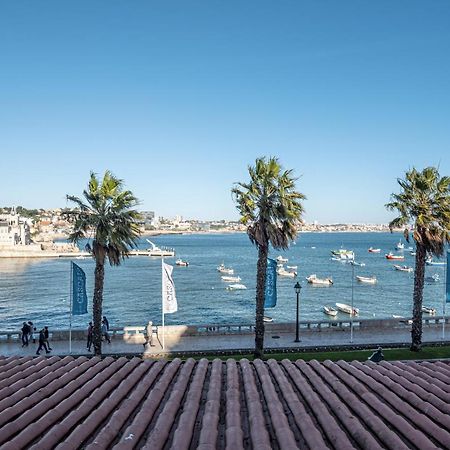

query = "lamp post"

[294,282,301,343]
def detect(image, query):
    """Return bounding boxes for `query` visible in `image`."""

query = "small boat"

[385,253,404,260]
[356,275,377,284]
[350,261,366,267]
[217,263,234,274]
[323,305,338,317]
[276,255,288,263]
[145,239,175,257]
[331,249,355,260]
[393,265,413,273]
[277,267,297,278]
[393,315,413,324]
[425,273,440,283]
[335,303,359,315]
[395,241,404,250]
[410,251,416,256]
[263,316,273,323]
[286,265,298,271]
[422,306,436,315]
[306,274,333,285]
[426,258,445,266]
[368,247,381,253]
[175,259,189,266]
[221,275,241,282]
[226,283,247,290]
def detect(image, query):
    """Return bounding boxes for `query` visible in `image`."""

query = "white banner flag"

[162,261,178,314]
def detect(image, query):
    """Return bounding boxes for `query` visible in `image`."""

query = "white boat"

[277,267,297,277]
[385,252,405,260]
[336,303,359,315]
[145,239,175,257]
[356,275,377,284]
[221,275,241,282]
[226,283,247,290]
[422,306,436,315]
[286,265,298,271]
[175,259,189,266]
[217,263,234,275]
[395,241,404,250]
[393,265,413,273]
[331,249,355,260]
[426,258,445,266]
[425,273,440,282]
[263,316,273,323]
[306,274,333,285]
[368,247,381,253]
[393,315,413,324]
[323,305,338,317]
[350,261,366,267]
[410,251,416,256]
[276,255,288,263]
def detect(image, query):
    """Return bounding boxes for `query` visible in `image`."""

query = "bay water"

[0,232,446,332]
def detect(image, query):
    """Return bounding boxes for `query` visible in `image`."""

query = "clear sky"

[1,1,449,223]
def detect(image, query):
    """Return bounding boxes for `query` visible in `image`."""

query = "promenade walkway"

[1,322,449,358]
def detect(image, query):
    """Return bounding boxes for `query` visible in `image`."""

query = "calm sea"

[0,232,446,332]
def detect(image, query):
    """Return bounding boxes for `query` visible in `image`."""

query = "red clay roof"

[0,355,449,449]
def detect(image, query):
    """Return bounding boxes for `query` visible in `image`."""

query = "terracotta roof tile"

[0,356,449,449]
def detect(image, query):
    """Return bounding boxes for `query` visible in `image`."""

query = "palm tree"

[386,167,450,351]
[65,171,141,355]
[232,157,305,359]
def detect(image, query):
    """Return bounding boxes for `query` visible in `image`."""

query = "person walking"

[87,322,93,351]
[101,320,111,344]
[36,328,51,355]
[28,321,36,343]
[43,326,52,350]
[21,322,30,347]
[102,315,109,331]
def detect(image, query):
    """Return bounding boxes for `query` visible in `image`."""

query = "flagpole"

[162,258,165,350]
[443,251,449,341]
[69,261,73,354]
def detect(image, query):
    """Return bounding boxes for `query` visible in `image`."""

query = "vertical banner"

[264,258,277,308]
[72,262,88,315]
[162,261,178,313]
[446,250,450,303]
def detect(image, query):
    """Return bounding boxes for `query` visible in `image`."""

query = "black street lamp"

[294,282,301,343]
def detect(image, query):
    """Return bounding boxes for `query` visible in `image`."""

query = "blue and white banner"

[446,251,450,303]
[162,261,178,313]
[264,258,277,308]
[72,262,88,315]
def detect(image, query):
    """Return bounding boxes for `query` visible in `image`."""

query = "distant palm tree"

[66,171,141,355]
[233,157,305,359]
[386,167,450,351]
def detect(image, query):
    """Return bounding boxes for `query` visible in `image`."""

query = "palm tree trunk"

[93,252,105,356]
[254,245,268,359]
[411,242,426,351]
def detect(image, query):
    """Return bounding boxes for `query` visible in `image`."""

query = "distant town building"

[0,207,31,246]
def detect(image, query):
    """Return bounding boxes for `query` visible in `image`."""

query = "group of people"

[20,321,52,355]
[86,315,110,351]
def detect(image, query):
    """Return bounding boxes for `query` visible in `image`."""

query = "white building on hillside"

[0,207,32,246]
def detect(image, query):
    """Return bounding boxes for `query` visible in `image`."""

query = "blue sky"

[1,1,449,223]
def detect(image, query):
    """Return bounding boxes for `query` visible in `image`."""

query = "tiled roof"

[0,355,449,449]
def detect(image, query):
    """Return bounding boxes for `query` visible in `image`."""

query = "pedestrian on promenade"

[144,321,154,349]
[102,315,109,331]
[87,322,93,351]
[21,322,30,347]
[101,320,111,344]
[36,328,51,355]
[44,326,52,350]
[28,321,36,343]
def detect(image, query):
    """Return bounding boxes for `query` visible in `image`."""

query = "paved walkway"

[1,323,449,358]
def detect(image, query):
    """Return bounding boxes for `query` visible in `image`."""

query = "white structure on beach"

[0,207,31,246]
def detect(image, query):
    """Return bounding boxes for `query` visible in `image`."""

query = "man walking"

[87,322,93,351]
[101,319,111,344]
[21,322,30,347]
[36,327,51,355]
[43,326,52,350]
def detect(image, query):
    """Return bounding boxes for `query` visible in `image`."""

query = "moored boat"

[425,273,440,283]
[395,241,404,250]
[385,252,404,260]
[350,261,366,267]
[393,265,413,273]
[221,275,241,282]
[263,316,273,323]
[217,263,234,274]
[226,283,247,290]
[306,274,333,285]
[422,306,436,315]
[335,303,359,315]
[425,258,445,266]
[277,267,297,277]
[323,305,338,316]
[276,255,288,263]
[368,247,381,253]
[175,259,189,266]
[356,275,377,284]
[331,249,354,260]
[286,265,298,271]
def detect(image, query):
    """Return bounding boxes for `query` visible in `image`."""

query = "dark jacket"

[38,329,46,344]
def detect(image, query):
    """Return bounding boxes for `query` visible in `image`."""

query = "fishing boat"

[385,253,404,260]
[425,273,440,283]
[323,305,338,317]
[276,255,288,263]
[422,306,436,315]
[217,263,234,275]
[277,267,297,278]
[306,274,333,285]
[426,258,445,266]
[395,241,404,250]
[226,283,247,290]
[368,247,381,253]
[393,265,413,273]
[175,259,189,266]
[356,275,377,284]
[221,275,241,282]
[335,303,359,315]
